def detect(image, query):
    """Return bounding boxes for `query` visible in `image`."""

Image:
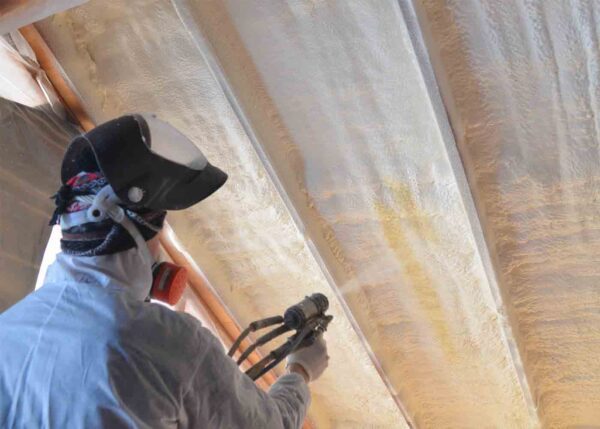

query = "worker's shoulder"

[126,301,217,353]
[134,301,202,333]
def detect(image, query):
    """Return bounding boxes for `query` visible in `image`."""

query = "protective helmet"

[60,113,228,211]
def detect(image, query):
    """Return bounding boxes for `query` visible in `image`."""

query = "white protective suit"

[0,247,310,428]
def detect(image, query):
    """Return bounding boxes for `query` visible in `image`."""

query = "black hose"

[227,315,284,358]
[236,324,291,365]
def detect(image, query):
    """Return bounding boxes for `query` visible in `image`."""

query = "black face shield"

[61,114,228,210]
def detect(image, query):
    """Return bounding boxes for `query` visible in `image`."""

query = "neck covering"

[50,172,166,256]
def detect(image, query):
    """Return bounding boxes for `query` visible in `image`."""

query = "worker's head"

[50,114,228,257]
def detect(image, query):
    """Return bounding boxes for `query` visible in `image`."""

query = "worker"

[0,114,329,428]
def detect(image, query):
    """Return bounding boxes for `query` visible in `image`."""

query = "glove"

[286,336,329,382]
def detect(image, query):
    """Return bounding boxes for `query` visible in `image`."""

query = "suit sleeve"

[181,326,310,429]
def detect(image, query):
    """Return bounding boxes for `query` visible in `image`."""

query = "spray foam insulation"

[36,0,600,427]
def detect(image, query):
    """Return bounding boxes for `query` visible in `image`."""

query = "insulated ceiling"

[415,1,600,426]
[34,0,600,427]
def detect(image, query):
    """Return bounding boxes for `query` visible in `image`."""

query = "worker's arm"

[180,326,311,429]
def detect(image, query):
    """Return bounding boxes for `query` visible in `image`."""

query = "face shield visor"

[61,114,228,211]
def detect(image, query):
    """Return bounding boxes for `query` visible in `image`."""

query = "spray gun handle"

[292,314,333,350]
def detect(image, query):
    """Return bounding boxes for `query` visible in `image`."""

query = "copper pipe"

[20,25,95,131]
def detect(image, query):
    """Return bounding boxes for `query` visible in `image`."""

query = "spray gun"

[228,293,333,381]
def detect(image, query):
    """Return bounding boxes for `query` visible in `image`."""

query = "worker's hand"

[286,336,329,382]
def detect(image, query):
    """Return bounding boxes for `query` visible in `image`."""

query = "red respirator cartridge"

[150,262,188,306]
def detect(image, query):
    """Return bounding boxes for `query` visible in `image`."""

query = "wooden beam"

[1,1,88,34]
[19,24,94,131]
